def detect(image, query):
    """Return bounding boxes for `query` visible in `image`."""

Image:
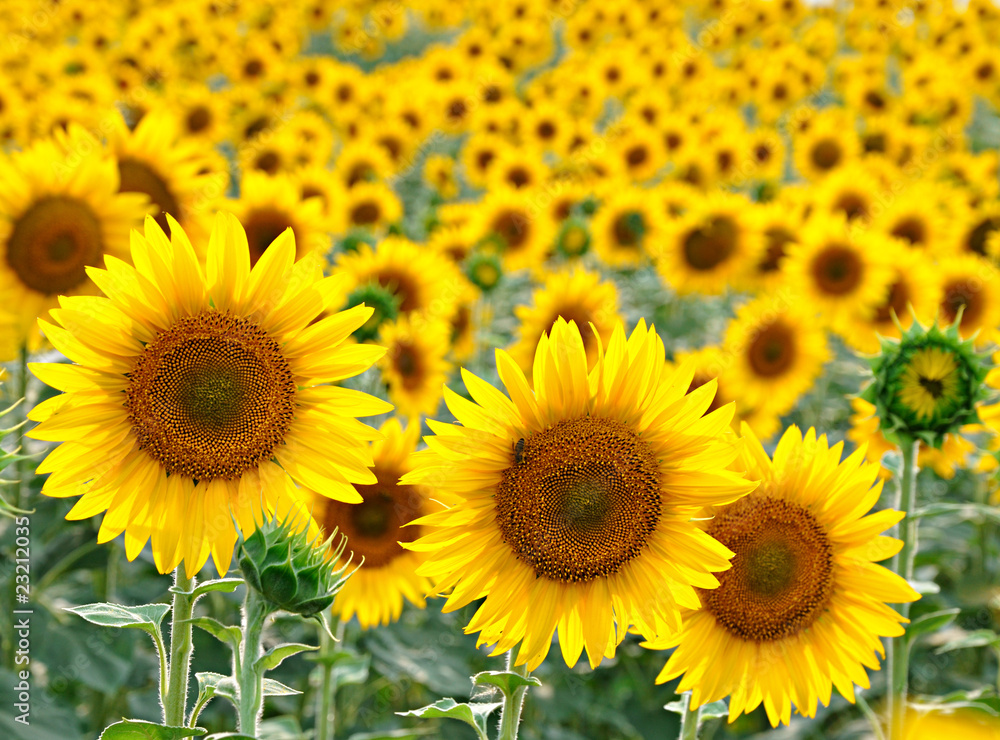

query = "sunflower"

[647,424,919,727]
[783,213,895,329]
[508,267,622,372]
[655,192,763,295]
[591,188,667,269]
[341,182,403,233]
[486,146,551,192]
[475,190,556,273]
[721,295,831,416]
[937,255,1000,346]
[309,418,436,628]
[0,125,148,355]
[402,319,756,670]
[377,313,452,420]
[108,109,222,243]
[840,249,941,354]
[334,236,464,327]
[792,111,859,180]
[27,214,390,577]
[745,201,803,292]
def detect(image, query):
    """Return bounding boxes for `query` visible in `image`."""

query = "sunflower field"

[3,1,1000,739]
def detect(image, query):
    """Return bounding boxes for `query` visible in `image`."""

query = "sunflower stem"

[887,438,919,740]
[164,569,196,726]
[14,343,28,513]
[677,692,701,740]
[315,618,343,740]
[237,585,271,735]
[497,652,530,740]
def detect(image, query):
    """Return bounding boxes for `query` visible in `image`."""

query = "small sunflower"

[591,188,666,269]
[647,424,919,727]
[655,193,762,295]
[0,124,148,354]
[784,213,895,328]
[228,172,331,266]
[403,319,756,670]
[310,418,436,628]
[342,182,403,233]
[28,214,390,577]
[378,313,452,420]
[508,267,622,372]
[475,189,556,273]
[721,295,831,416]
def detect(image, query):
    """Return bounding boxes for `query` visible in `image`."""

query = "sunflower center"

[701,495,834,642]
[125,309,296,481]
[492,209,529,249]
[918,376,944,398]
[683,216,738,271]
[6,196,104,295]
[941,279,982,328]
[758,227,794,273]
[613,211,645,248]
[810,138,842,171]
[186,106,212,134]
[812,245,862,295]
[891,217,926,246]
[350,200,381,226]
[392,341,423,390]
[494,416,661,583]
[747,322,796,377]
[323,467,422,568]
[243,208,292,266]
[118,157,182,234]
[874,280,909,323]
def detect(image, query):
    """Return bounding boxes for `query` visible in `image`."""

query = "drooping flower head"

[28,214,390,577]
[403,318,756,670]
[647,424,920,727]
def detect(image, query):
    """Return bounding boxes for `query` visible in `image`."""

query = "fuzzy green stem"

[677,692,701,740]
[237,587,270,735]
[887,439,919,740]
[857,692,886,740]
[164,570,196,726]
[14,344,28,512]
[315,619,343,740]
[497,653,531,740]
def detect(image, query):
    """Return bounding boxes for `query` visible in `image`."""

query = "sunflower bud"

[860,317,992,447]
[239,515,353,617]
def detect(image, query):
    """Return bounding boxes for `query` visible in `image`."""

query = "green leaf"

[397,698,501,740]
[203,735,258,740]
[183,617,242,652]
[169,578,244,600]
[935,629,1000,654]
[472,670,542,700]
[697,700,729,719]
[66,603,171,638]
[99,720,206,739]
[257,716,306,740]
[262,678,301,697]
[254,643,317,672]
[910,503,1000,524]
[664,699,687,715]
[346,730,434,740]
[325,651,370,687]
[196,672,238,704]
[906,608,961,644]
[909,580,940,595]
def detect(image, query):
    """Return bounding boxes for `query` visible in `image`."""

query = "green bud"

[238,513,354,617]
[859,315,993,448]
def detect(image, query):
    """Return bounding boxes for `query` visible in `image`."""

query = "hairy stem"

[237,587,270,735]
[315,619,342,740]
[678,692,701,740]
[164,570,196,726]
[497,653,531,740]
[887,439,919,740]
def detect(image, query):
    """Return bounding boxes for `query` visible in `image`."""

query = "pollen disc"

[322,465,422,568]
[126,309,296,481]
[494,416,661,583]
[6,196,104,294]
[700,495,834,642]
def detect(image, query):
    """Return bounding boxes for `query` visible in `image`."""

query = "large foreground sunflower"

[647,425,919,726]
[310,418,436,628]
[28,214,390,577]
[403,319,756,670]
